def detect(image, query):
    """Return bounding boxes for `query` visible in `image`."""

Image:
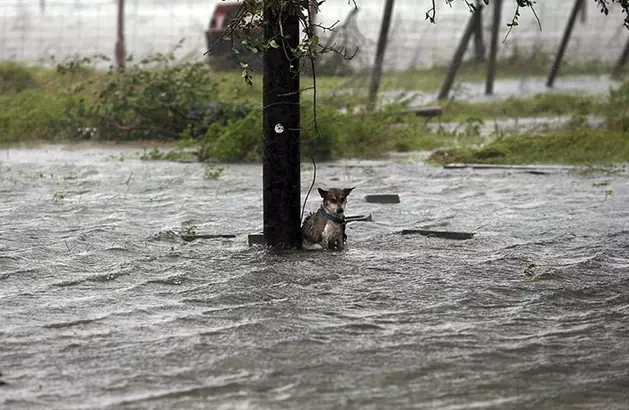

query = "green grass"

[188,52,624,104]
[1,57,628,166]
[427,128,629,166]
[298,54,621,95]
[0,89,75,143]
[438,93,606,122]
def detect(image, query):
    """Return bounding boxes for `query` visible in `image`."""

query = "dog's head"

[319,187,355,214]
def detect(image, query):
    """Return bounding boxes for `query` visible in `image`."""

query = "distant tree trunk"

[115,0,126,72]
[262,1,302,249]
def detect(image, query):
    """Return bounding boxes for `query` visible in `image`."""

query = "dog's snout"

[337,207,344,213]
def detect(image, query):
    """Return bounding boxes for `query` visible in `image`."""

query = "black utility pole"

[262,2,302,249]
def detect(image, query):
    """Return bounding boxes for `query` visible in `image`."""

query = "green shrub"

[198,108,263,162]
[197,101,339,163]
[196,98,443,162]
[59,50,221,141]
[197,100,397,163]
[0,90,75,143]
[0,61,39,94]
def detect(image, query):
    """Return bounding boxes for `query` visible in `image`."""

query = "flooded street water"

[1,146,629,410]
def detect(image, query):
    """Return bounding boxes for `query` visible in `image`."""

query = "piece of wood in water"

[346,214,373,222]
[248,234,264,246]
[401,229,474,240]
[365,194,400,204]
[390,106,442,118]
[181,234,236,242]
[326,164,387,169]
[443,163,576,171]
[360,106,442,118]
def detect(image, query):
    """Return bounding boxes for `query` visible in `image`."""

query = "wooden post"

[262,1,301,249]
[437,5,482,101]
[473,0,486,64]
[308,0,319,36]
[485,0,502,95]
[115,0,126,71]
[368,0,395,110]
[547,0,583,88]
[613,36,629,78]
[580,0,587,24]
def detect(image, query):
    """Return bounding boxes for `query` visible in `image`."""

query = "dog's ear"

[318,188,328,198]
[343,187,355,197]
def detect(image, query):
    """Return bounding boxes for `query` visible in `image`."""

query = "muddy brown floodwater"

[1,146,629,410]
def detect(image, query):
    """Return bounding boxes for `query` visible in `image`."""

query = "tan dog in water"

[301,187,355,250]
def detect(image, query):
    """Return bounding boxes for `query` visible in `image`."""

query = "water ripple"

[0,147,628,410]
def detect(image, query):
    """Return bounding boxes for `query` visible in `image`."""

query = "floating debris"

[443,163,577,172]
[365,194,400,204]
[346,214,373,222]
[401,229,474,240]
[181,234,236,242]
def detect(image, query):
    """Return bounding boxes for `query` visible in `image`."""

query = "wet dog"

[301,187,355,250]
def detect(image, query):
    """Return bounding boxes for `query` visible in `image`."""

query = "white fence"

[1,0,628,71]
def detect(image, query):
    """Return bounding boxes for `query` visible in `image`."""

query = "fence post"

[438,6,482,101]
[368,0,395,110]
[262,1,302,249]
[115,0,125,71]
[547,0,584,88]
[485,0,502,95]
[613,36,629,78]
[580,0,587,23]
[473,0,486,64]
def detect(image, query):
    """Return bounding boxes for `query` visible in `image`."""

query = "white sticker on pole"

[274,123,284,134]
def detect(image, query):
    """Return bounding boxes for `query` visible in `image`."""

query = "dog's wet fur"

[301,187,355,250]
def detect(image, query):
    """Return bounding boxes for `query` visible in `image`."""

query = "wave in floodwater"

[1,146,629,410]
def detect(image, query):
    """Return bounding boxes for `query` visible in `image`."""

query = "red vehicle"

[205,2,263,70]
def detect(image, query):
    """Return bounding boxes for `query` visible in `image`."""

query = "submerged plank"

[346,214,373,222]
[359,106,443,118]
[443,163,577,171]
[181,234,236,242]
[364,194,400,204]
[392,106,443,118]
[401,229,475,240]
